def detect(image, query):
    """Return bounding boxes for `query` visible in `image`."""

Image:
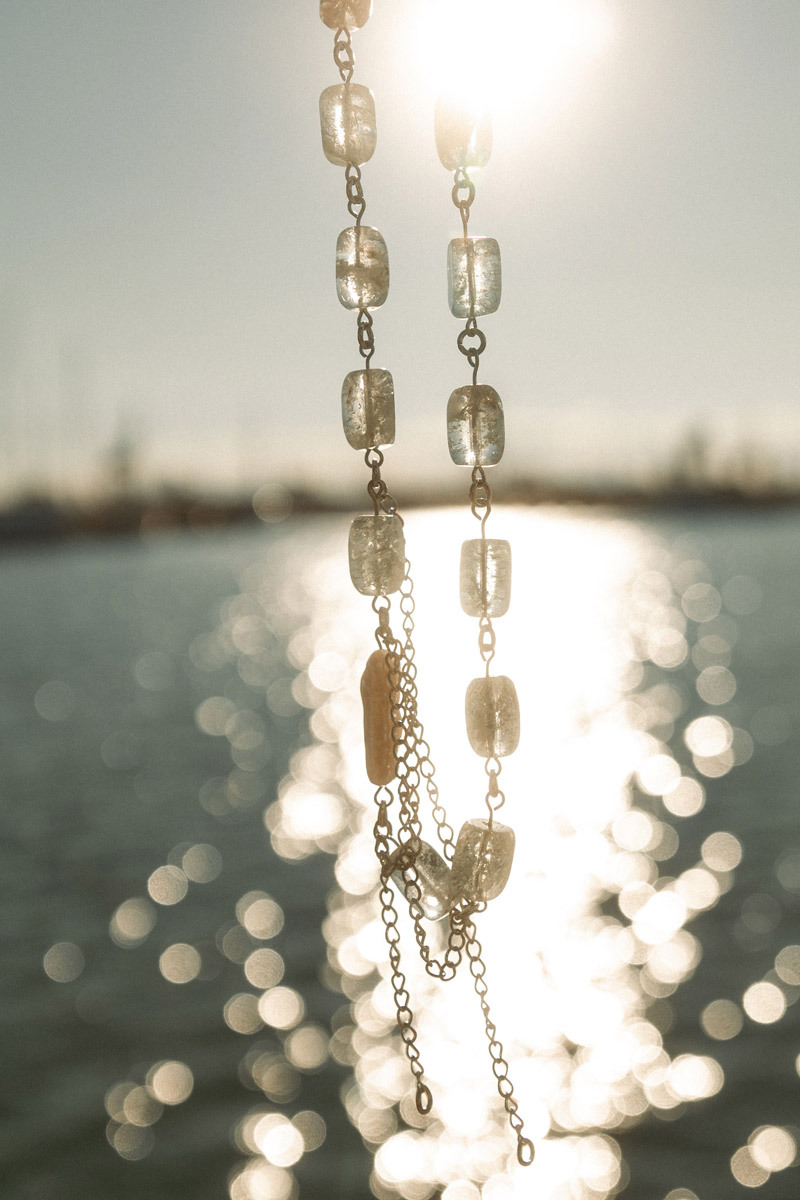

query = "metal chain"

[364,448,399,516]
[452,166,476,237]
[345,163,367,225]
[463,918,535,1166]
[374,597,466,982]
[322,18,534,1170]
[457,316,486,385]
[469,465,492,525]
[333,27,355,83]
[357,308,375,366]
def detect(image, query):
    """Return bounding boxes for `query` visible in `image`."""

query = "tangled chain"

[368,576,534,1162]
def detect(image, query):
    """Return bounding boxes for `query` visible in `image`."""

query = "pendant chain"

[318,3,533,1169]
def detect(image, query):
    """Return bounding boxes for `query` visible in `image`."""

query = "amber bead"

[360,649,397,785]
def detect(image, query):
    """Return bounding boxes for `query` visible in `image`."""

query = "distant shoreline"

[1,481,798,548]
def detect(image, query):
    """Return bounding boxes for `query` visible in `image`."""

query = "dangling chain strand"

[441,89,533,1160]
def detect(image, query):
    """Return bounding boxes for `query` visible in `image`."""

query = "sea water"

[2,508,800,1200]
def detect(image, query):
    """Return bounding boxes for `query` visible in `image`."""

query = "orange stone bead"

[360,649,397,785]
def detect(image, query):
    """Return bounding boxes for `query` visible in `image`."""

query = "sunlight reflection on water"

[82,507,800,1198]
[240,507,752,1200]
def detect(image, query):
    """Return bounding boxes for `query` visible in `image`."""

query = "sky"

[1,0,798,499]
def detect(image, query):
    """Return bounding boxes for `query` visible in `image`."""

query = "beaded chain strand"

[317,0,534,1168]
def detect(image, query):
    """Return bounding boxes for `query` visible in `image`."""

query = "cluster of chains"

[317,0,533,1169]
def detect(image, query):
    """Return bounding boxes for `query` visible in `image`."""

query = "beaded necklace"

[317,0,534,1167]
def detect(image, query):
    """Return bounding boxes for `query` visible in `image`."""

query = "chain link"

[365,448,399,516]
[345,163,367,224]
[452,166,476,237]
[457,316,486,384]
[357,308,375,365]
[333,27,355,82]
[469,465,492,526]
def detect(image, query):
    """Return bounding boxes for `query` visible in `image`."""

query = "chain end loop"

[415,1081,433,1115]
[517,1136,535,1167]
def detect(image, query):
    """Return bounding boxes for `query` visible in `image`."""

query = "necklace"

[318,0,534,1168]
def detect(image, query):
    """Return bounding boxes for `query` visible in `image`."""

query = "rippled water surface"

[3,508,800,1200]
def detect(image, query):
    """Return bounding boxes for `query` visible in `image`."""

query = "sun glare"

[418,0,612,118]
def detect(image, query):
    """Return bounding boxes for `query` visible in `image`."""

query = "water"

[2,509,800,1200]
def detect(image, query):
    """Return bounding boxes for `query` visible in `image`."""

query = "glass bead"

[434,94,492,170]
[320,0,372,31]
[447,384,504,466]
[465,675,520,757]
[452,818,515,903]
[342,368,395,450]
[319,83,377,166]
[348,513,405,596]
[448,237,501,318]
[360,649,397,785]
[460,538,511,618]
[336,226,389,309]
[387,840,453,921]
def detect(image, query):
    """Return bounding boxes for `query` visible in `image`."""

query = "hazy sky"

[1,1,798,497]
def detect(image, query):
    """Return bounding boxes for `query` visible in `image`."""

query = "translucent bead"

[336,226,389,310]
[465,676,520,757]
[460,539,511,618]
[434,95,492,170]
[360,649,397,784]
[447,385,504,466]
[448,237,501,318]
[320,0,372,30]
[342,368,395,450]
[319,83,377,166]
[348,513,405,596]
[387,840,453,921]
[452,818,515,903]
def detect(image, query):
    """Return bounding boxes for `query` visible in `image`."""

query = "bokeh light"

[159,943,202,985]
[742,982,786,1025]
[43,941,84,982]
[147,1060,194,1105]
[700,1000,743,1041]
[147,864,189,906]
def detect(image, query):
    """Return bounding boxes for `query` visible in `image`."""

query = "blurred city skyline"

[1,0,798,501]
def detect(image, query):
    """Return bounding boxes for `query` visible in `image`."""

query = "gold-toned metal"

[463,917,536,1167]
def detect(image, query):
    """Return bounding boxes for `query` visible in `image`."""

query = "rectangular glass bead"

[460,538,511,618]
[447,384,504,466]
[336,226,389,310]
[434,95,492,170]
[342,368,395,449]
[448,237,501,318]
[452,818,515,903]
[320,0,372,30]
[320,83,377,166]
[465,675,520,757]
[387,841,453,921]
[348,513,405,595]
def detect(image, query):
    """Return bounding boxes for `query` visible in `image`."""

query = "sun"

[416,0,612,120]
